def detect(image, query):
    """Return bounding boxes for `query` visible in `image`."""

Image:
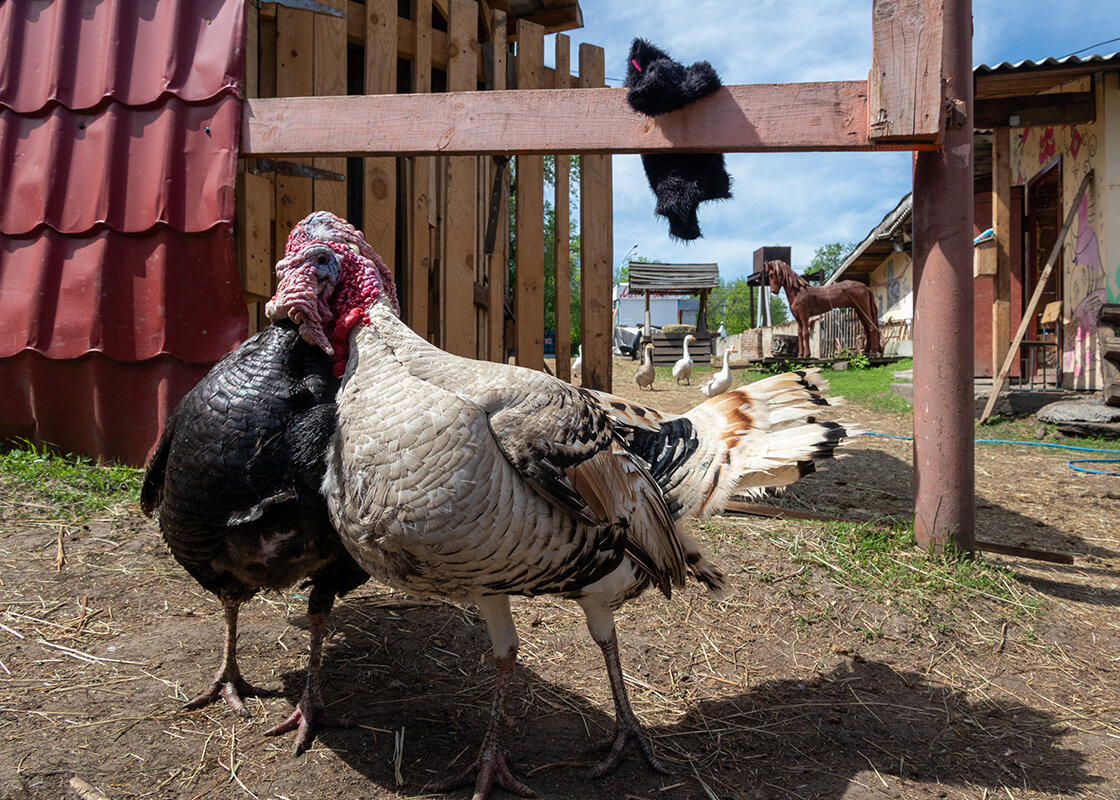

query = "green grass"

[0,439,142,522]
[761,520,1041,623]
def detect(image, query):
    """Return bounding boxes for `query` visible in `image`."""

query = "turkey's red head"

[265,211,398,375]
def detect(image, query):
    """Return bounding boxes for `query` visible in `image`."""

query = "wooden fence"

[236,0,608,382]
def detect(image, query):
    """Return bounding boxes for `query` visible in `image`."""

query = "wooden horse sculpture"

[764,259,882,359]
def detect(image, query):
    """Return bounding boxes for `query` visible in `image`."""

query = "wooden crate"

[647,331,713,366]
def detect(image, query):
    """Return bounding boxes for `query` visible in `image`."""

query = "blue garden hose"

[860,431,1120,476]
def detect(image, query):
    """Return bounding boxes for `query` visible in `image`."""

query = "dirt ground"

[2,359,1119,800]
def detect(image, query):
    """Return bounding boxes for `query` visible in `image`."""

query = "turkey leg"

[264,587,339,754]
[430,595,536,800]
[580,601,670,778]
[184,600,264,716]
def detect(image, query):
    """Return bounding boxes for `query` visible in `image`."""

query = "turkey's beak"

[265,246,339,355]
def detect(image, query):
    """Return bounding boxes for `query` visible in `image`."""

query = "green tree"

[707,277,789,333]
[809,242,856,280]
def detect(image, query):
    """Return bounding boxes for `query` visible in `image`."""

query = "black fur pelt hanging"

[625,39,733,241]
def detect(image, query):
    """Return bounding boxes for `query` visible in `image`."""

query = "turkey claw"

[184,676,267,717]
[588,723,671,779]
[264,701,349,756]
[429,751,537,800]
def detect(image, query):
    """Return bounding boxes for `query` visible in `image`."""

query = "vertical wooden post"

[274,6,314,278]
[911,0,975,553]
[365,0,397,267]
[408,0,432,339]
[313,0,347,218]
[443,0,479,357]
[579,44,612,391]
[697,289,709,333]
[514,20,546,370]
[992,126,1012,378]
[486,11,509,362]
[553,33,572,381]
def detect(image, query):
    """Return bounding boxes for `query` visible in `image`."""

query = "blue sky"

[548,2,1120,280]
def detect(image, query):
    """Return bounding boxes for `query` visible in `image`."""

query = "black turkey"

[141,216,370,754]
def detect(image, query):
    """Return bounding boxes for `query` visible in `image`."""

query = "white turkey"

[671,333,695,384]
[571,344,582,380]
[140,214,374,754]
[265,212,852,798]
[700,345,735,397]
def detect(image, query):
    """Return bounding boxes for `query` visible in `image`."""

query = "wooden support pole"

[514,20,545,370]
[979,170,1094,424]
[486,10,508,362]
[578,43,611,392]
[274,5,314,276]
[992,126,1012,378]
[364,0,398,270]
[407,0,432,339]
[442,0,479,357]
[911,0,974,554]
[313,0,347,219]
[553,34,572,381]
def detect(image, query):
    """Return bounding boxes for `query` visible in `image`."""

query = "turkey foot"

[262,696,346,755]
[428,729,536,800]
[588,719,670,779]
[587,627,671,778]
[183,673,265,717]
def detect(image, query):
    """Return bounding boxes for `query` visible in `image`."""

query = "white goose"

[700,345,735,397]
[671,334,695,385]
[571,344,582,380]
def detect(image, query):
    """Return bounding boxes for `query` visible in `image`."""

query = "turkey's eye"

[317,255,329,266]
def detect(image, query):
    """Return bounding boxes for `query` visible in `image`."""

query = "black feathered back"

[141,320,367,605]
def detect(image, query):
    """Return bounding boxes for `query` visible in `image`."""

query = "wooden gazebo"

[627,261,719,365]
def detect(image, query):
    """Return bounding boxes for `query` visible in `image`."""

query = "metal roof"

[974,51,1120,77]
[0,0,247,465]
[829,193,912,286]
[627,262,720,293]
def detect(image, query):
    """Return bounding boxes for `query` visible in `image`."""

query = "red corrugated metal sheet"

[0,0,247,466]
[0,228,245,361]
[0,351,212,467]
[0,97,240,234]
[0,0,244,113]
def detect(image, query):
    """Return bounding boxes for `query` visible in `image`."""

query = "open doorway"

[1022,158,1063,387]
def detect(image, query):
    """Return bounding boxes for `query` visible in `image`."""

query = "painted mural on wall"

[1012,119,1111,390]
[870,252,913,323]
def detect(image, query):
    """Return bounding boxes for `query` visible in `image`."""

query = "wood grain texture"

[442,0,479,357]
[313,0,347,218]
[514,20,545,371]
[406,0,433,339]
[274,6,314,269]
[991,126,1011,378]
[486,10,509,362]
[237,171,275,303]
[364,0,398,272]
[869,0,943,143]
[578,44,611,393]
[553,33,572,381]
[242,81,907,157]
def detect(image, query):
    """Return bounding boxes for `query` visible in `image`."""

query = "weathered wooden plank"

[365,0,397,270]
[406,0,432,339]
[274,6,314,269]
[553,32,572,381]
[442,0,479,357]
[514,20,546,370]
[486,10,508,363]
[869,0,943,143]
[236,171,276,303]
[241,81,909,157]
[313,0,347,218]
[991,126,1011,378]
[578,43,611,392]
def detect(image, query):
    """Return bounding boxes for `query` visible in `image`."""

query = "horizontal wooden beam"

[242,82,936,157]
[974,91,1095,128]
